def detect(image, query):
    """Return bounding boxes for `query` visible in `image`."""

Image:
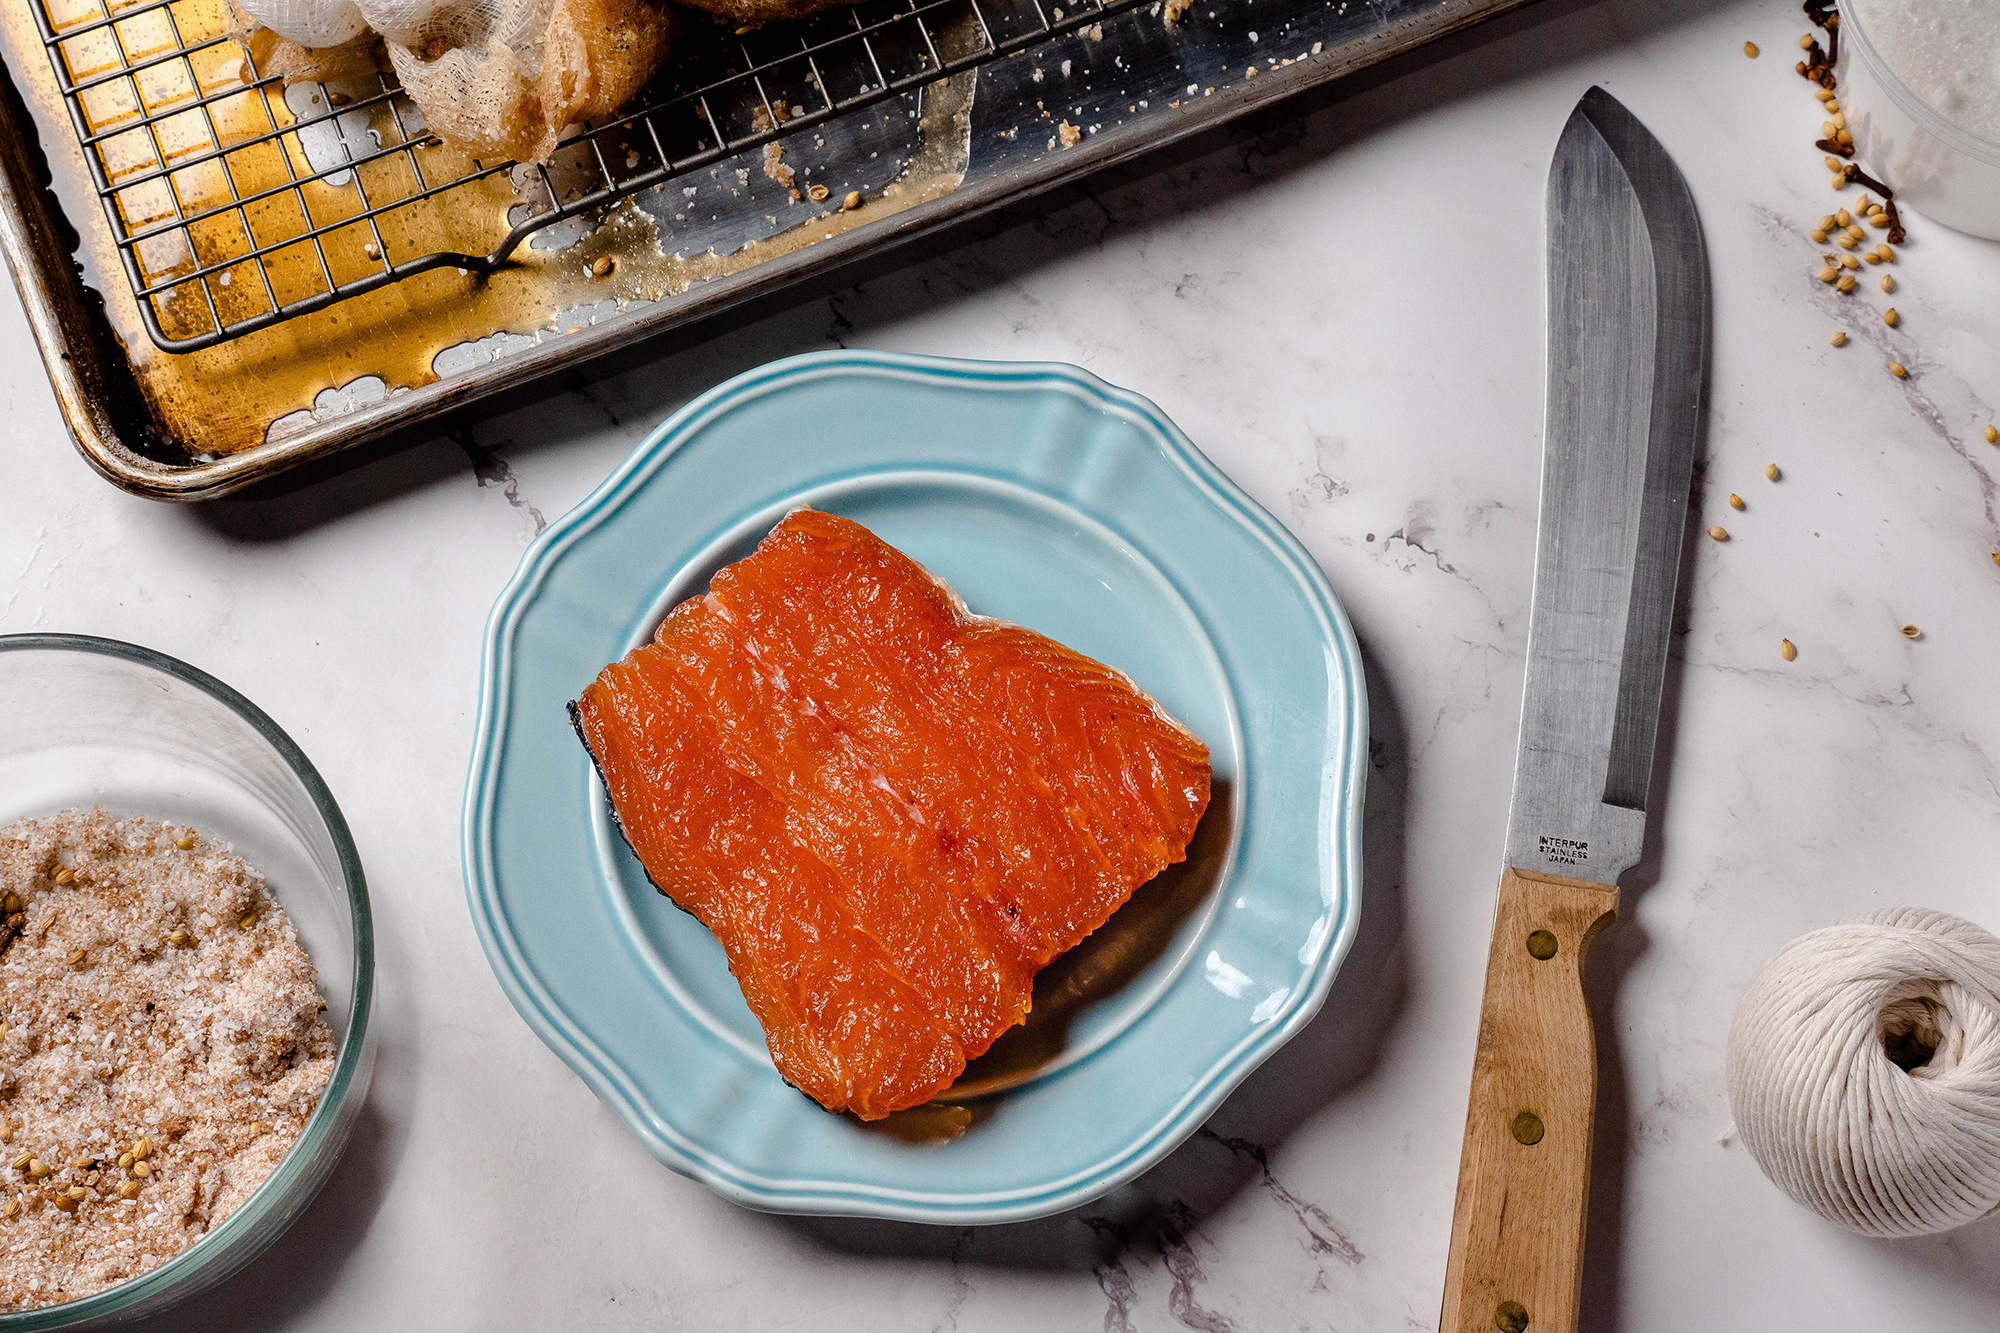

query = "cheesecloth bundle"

[1726,908,2000,1237]
[237,0,677,162]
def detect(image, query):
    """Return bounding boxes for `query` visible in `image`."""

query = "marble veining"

[2,0,1998,1327]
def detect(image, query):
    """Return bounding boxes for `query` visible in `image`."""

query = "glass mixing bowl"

[1838,0,2000,240]
[0,634,374,1327]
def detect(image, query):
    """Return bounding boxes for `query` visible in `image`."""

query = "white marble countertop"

[4,0,1999,1326]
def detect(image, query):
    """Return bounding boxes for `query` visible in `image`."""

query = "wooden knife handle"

[1440,867,1619,1333]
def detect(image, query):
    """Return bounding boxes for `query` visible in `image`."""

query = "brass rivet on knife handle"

[1440,868,1618,1333]
[1494,1302,1530,1333]
[1525,930,1558,960]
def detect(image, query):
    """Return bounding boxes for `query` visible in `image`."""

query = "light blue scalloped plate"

[463,351,1365,1223]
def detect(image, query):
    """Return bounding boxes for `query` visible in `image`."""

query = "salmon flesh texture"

[571,509,1213,1119]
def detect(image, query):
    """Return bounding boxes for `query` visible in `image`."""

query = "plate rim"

[461,349,1367,1222]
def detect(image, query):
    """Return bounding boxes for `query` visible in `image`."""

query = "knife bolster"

[1440,867,1619,1333]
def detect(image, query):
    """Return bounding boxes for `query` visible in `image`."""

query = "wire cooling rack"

[29,0,1151,352]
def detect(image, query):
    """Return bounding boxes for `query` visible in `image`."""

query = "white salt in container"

[1838,0,2000,239]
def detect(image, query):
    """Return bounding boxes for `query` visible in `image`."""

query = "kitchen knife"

[1439,87,1708,1333]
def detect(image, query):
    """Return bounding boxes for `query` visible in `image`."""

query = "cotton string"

[1726,908,2000,1238]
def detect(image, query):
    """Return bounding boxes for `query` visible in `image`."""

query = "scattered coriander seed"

[1816,86,1835,101]
[1708,526,1730,541]
[9,1153,28,1171]
[1864,251,1882,264]
[1766,464,1781,480]
[1836,274,1857,292]
[174,834,195,850]
[116,1152,132,1170]
[66,949,84,968]
[1817,213,1837,230]
[842,191,861,210]
[807,183,830,202]
[1877,244,1895,261]
[1881,275,1896,292]
[1900,624,1922,639]
[1890,361,1909,378]
[168,928,191,946]
[1993,553,2000,568]
[1729,494,1745,510]
[25,1159,48,1179]
[589,255,612,278]
[1817,266,1839,283]
[2,893,19,912]
[1885,308,1900,327]
[1825,155,1846,173]
[1829,331,1847,347]
[239,912,259,930]
[1836,233,1857,250]
[132,1138,152,1161]
[132,1160,152,1179]
[1780,639,1798,662]
[1808,228,1828,243]
[1831,112,1846,130]
[1837,128,1853,146]
[1822,120,1837,138]
[1798,32,1814,48]
[1840,254,1860,269]
[1869,213,1890,228]
[1,1198,16,1218]
[1985,426,1997,444]
[1845,224,1866,241]
[118,1181,141,1199]
[1830,174,1847,191]
[53,1194,77,1213]
[1826,99,1841,114]
[50,867,73,886]
[64,1186,84,1201]
[1835,208,1852,226]
[1744,40,1759,57]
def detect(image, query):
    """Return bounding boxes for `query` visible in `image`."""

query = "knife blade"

[1440,87,1708,1333]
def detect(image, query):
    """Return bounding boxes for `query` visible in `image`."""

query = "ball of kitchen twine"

[1727,908,2000,1237]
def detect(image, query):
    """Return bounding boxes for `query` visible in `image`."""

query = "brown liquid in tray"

[1,0,972,460]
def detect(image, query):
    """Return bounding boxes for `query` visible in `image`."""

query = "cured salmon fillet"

[572,510,1212,1119]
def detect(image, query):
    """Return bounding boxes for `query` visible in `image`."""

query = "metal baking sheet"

[0,0,1533,499]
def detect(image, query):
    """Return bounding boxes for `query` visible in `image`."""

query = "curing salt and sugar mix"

[0,811,335,1310]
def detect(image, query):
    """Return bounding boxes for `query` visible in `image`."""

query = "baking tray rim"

[0,0,1536,502]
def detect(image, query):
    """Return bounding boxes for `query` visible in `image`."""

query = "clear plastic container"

[1838,0,2000,240]
[0,634,374,1328]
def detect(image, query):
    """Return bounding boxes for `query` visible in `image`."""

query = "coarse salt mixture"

[0,810,335,1311]
[1849,0,2000,141]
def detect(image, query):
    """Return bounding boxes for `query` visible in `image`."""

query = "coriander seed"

[1900,625,1922,639]
[1780,639,1798,662]
[1890,362,1908,378]
[1881,275,1896,292]
[1708,526,1729,541]
[1984,426,1997,444]
[1885,308,1899,327]
[1766,464,1781,480]
[1744,40,1759,57]
[1829,331,1847,346]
